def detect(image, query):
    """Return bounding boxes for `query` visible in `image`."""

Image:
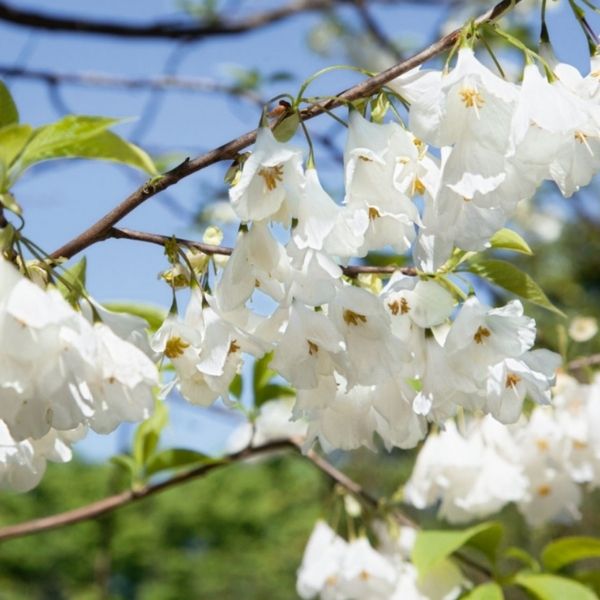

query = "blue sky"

[0,0,595,459]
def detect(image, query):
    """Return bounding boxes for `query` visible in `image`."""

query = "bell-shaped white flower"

[271,302,345,389]
[229,127,304,223]
[485,349,561,424]
[0,420,85,492]
[445,297,536,380]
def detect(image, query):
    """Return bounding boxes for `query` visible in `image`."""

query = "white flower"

[0,420,85,492]
[215,221,291,312]
[336,537,398,600]
[271,302,345,389]
[229,127,304,223]
[485,349,561,424]
[297,521,347,599]
[445,297,536,380]
[568,316,598,342]
[329,285,405,387]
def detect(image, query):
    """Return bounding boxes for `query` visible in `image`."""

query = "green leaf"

[0,81,18,128]
[412,522,503,575]
[256,383,296,407]
[0,124,33,184]
[464,258,565,317]
[370,92,390,123]
[273,111,300,142]
[145,449,217,478]
[18,122,157,176]
[110,454,137,478]
[542,537,600,572]
[16,115,120,171]
[462,583,504,600]
[253,352,276,397]
[102,302,167,332]
[133,401,169,469]
[514,573,597,600]
[229,374,243,399]
[489,228,533,255]
[575,571,600,595]
[55,257,87,305]
[0,192,21,216]
[504,546,540,571]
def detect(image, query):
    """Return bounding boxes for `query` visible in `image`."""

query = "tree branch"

[0,66,263,105]
[0,0,336,40]
[107,226,416,276]
[0,439,419,541]
[50,0,522,261]
[353,0,403,62]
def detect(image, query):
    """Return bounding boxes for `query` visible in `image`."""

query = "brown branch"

[0,438,418,542]
[0,66,263,105]
[0,436,490,579]
[0,439,294,543]
[108,226,417,276]
[567,354,600,371]
[50,0,521,261]
[0,0,336,39]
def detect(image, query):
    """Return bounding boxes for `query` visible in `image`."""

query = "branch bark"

[0,0,336,39]
[49,0,521,262]
[0,439,418,542]
[0,66,263,104]
[108,226,417,276]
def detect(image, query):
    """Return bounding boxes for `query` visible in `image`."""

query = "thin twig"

[0,66,263,104]
[0,0,337,39]
[567,354,600,371]
[49,0,522,262]
[0,439,417,541]
[108,226,416,277]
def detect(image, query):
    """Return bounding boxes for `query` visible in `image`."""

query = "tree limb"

[0,0,336,40]
[107,226,417,276]
[0,439,418,542]
[50,0,521,261]
[0,66,263,105]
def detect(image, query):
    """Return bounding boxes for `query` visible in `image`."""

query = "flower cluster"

[297,520,463,600]
[0,257,158,491]
[405,373,600,527]
[392,47,600,270]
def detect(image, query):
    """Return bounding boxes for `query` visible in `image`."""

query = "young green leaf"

[514,573,597,600]
[465,258,565,317]
[133,401,169,469]
[253,352,276,397]
[55,257,87,305]
[0,81,18,128]
[145,449,219,478]
[273,111,300,142]
[229,374,243,400]
[102,302,167,333]
[18,124,157,177]
[462,582,504,600]
[541,537,600,573]
[412,522,503,575]
[489,228,533,255]
[0,124,33,185]
[255,383,296,407]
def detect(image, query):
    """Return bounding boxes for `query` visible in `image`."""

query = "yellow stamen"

[537,484,552,497]
[258,164,284,191]
[536,438,549,452]
[228,339,240,354]
[343,309,368,326]
[308,340,319,356]
[459,87,485,109]
[505,373,522,389]
[165,336,190,359]
[368,206,381,220]
[473,326,491,344]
